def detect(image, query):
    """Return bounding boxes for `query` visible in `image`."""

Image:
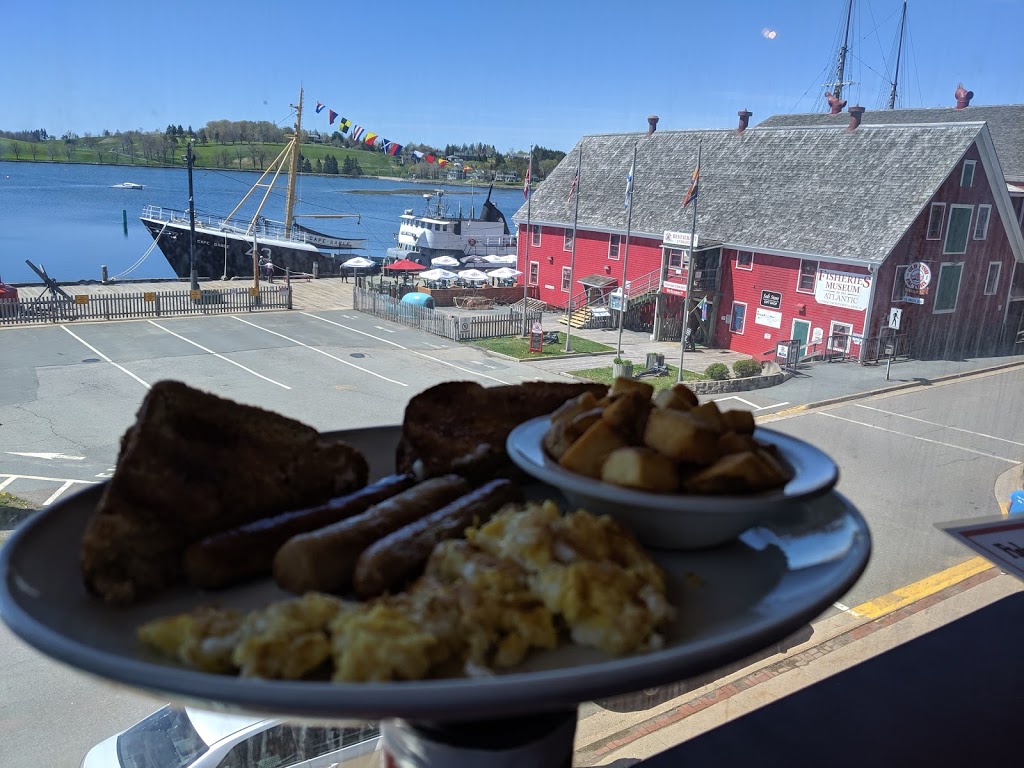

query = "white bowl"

[507,416,839,550]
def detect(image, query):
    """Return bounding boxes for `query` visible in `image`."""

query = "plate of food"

[507,378,840,549]
[0,379,870,722]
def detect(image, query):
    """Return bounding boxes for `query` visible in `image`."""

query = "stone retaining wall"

[689,371,789,395]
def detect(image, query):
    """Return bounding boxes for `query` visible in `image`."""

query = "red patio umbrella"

[384,258,426,272]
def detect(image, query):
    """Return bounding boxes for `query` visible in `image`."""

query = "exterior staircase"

[558,306,595,328]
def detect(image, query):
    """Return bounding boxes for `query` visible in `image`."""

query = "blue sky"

[6,0,1022,153]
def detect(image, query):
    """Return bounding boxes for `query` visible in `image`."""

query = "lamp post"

[186,142,199,291]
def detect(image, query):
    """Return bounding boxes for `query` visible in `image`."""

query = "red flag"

[567,166,579,202]
[328,110,338,125]
[683,163,700,208]
[523,164,531,199]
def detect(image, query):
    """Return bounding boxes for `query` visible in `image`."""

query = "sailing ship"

[140,89,366,280]
[385,187,517,265]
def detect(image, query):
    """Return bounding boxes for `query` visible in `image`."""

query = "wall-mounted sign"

[904,262,932,291]
[760,290,782,309]
[814,268,871,311]
[888,307,902,330]
[661,281,686,297]
[663,230,699,248]
[812,327,824,344]
[755,307,782,328]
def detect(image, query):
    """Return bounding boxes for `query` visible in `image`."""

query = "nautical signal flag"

[328,110,338,125]
[523,162,531,199]
[568,165,579,203]
[683,163,700,208]
[315,102,325,113]
[624,160,634,209]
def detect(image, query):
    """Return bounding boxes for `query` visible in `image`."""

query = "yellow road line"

[851,557,993,619]
[999,501,1009,518]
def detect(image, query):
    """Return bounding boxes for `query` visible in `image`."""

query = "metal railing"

[0,286,291,326]
[353,287,540,341]
[141,205,326,247]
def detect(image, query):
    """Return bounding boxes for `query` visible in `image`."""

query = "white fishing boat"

[111,182,144,190]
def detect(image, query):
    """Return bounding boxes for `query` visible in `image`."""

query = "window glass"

[667,248,685,268]
[933,262,964,313]
[943,206,973,254]
[974,205,991,240]
[561,266,571,292]
[730,302,746,333]
[531,224,541,246]
[960,160,976,187]
[529,260,539,286]
[608,234,621,260]
[891,264,909,301]
[984,262,1001,295]
[829,321,853,352]
[926,203,945,240]
[116,707,208,768]
[563,228,574,251]
[736,250,753,270]
[797,259,817,292]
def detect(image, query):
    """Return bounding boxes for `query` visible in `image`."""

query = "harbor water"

[0,160,527,285]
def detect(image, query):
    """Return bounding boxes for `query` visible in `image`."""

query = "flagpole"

[522,146,533,336]
[565,145,583,353]
[615,143,638,358]
[678,138,702,383]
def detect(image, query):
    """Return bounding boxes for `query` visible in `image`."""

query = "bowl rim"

[506,415,839,516]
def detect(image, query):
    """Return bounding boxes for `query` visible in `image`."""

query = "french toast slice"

[396,380,607,481]
[81,380,368,603]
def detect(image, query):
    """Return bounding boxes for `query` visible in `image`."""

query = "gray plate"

[507,417,840,549]
[0,426,869,722]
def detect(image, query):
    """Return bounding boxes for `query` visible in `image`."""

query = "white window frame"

[797,259,818,294]
[730,301,747,334]
[531,225,541,247]
[960,160,976,188]
[974,204,992,240]
[891,264,909,301]
[828,320,853,353]
[736,250,754,271]
[563,228,574,252]
[933,262,964,314]
[984,261,1001,296]
[943,204,974,255]
[608,234,621,260]
[560,266,572,293]
[926,203,945,240]
[666,247,685,269]
[529,260,539,286]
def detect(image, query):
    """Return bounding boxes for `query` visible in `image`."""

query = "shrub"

[732,358,762,378]
[705,362,730,380]
[613,357,632,366]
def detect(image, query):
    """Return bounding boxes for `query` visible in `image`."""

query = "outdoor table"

[637,592,1023,767]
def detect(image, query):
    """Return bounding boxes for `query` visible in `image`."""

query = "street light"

[185,142,199,291]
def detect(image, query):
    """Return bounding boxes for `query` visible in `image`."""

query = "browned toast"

[81,380,368,603]
[396,380,607,481]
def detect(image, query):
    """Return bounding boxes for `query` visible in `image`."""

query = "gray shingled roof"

[758,105,1024,182]
[513,124,984,265]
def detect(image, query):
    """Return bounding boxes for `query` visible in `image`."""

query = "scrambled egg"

[137,501,673,682]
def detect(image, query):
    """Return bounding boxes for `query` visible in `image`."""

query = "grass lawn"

[468,332,615,359]
[571,364,706,390]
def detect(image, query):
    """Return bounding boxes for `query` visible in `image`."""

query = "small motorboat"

[111,181,144,189]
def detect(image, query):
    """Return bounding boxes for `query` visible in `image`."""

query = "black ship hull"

[141,218,347,280]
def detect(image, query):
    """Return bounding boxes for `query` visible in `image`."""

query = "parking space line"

[60,326,151,390]
[819,412,1021,464]
[301,313,512,384]
[853,404,1024,447]
[232,317,408,387]
[0,476,15,492]
[42,480,77,506]
[148,320,291,390]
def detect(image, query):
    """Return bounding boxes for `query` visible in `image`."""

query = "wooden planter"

[612,362,634,379]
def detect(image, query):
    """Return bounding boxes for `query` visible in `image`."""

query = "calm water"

[0,161,527,284]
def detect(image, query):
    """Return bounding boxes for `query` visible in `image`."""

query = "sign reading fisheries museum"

[814,268,871,311]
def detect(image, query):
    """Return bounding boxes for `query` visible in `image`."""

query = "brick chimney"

[647,115,659,135]
[955,82,974,109]
[737,109,753,133]
[847,105,865,132]
[825,91,847,114]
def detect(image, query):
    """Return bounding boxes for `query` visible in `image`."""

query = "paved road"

[2,311,1022,765]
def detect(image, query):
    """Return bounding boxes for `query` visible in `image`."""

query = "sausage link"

[272,474,470,595]
[183,474,416,589]
[353,479,520,599]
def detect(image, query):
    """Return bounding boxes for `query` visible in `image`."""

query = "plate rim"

[0,426,868,721]
[507,416,840,515]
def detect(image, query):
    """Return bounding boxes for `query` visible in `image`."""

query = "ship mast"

[284,88,303,237]
[887,0,908,109]
[832,0,854,102]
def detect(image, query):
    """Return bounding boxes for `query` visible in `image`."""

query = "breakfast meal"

[79,378,678,682]
[396,380,607,481]
[544,378,793,494]
[80,380,369,604]
[138,500,674,682]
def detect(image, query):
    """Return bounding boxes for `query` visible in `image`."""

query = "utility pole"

[186,141,198,291]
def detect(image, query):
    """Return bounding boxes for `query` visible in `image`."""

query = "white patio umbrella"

[342,256,376,282]
[486,267,523,279]
[419,268,458,281]
[431,256,461,267]
[459,269,490,282]
[482,254,518,264]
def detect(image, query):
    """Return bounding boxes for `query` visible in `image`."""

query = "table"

[639,593,1023,766]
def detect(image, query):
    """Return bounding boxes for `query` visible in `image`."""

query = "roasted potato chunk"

[670,383,700,409]
[601,447,679,492]
[717,431,759,455]
[601,392,651,443]
[559,420,628,478]
[653,387,696,411]
[643,409,720,465]
[684,451,783,494]
[610,377,655,399]
[567,407,605,441]
[721,409,756,435]
[543,417,575,460]
[688,401,724,433]
[550,390,604,426]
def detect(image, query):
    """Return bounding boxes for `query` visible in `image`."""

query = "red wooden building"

[513,109,1024,362]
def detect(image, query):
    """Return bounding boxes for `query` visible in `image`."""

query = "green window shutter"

[944,207,972,254]
[934,263,964,312]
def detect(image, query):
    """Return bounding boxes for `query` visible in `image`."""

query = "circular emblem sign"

[904,262,932,291]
